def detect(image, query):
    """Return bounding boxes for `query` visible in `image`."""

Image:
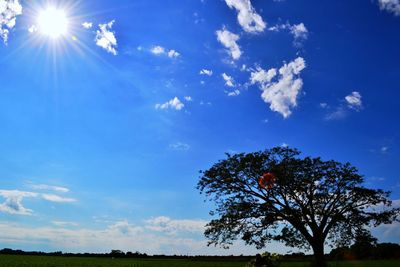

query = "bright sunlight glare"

[37,7,68,38]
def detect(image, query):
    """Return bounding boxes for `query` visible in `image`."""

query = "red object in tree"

[258,172,276,189]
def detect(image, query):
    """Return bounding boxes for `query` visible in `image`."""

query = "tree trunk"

[311,240,327,267]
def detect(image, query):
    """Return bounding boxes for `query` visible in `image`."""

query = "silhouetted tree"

[110,249,125,257]
[350,230,377,259]
[197,147,399,267]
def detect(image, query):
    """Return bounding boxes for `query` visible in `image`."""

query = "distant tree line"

[328,230,400,260]
[1,241,399,261]
[0,249,149,258]
[329,242,400,260]
[0,248,251,261]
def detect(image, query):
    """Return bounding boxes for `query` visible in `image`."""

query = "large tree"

[197,147,399,267]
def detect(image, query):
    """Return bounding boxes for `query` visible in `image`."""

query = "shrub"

[246,252,280,267]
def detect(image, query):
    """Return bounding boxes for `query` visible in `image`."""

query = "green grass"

[0,255,399,267]
[0,255,245,267]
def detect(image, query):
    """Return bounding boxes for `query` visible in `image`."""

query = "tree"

[197,147,399,267]
[350,230,377,259]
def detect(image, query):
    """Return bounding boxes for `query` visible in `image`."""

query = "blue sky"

[0,0,399,255]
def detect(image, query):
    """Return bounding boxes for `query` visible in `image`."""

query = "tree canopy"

[197,147,399,267]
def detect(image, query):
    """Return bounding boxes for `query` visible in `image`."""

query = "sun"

[37,7,68,38]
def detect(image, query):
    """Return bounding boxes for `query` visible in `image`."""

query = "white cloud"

[82,21,93,29]
[41,194,77,203]
[95,20,117,55]
[319,102,328,108]
[109,220,143,235]
[378,0,400,16]
[28,25,37,33]
[184,96,193,102]
[0,219,265,255]
[30,184,69,193]
[325,92,363,120]
[0,190,37,215]
[0,189,77,215]
[381,146,389,153]
[250,67,277,84]
[325,106,347,121]
[227,89,240,96]
[52,221,79,227]
[224,0,266,33]
[150,46,180,58]
[169,142,190,151]
[268,22,308,47]
[199,69,213,76]
[222,73,235,87]
[290,23,308,46]
[155,97,184,111]
[145,216,206,235]
[0,0,22,44]
[167,49,180,58]
[216,28,242,60]
[345,91,362,110]
[151,46,165,55]
[250,57,306,118]
[199,101,212,106]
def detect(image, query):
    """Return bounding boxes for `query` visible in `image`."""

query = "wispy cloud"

[28,25,37,33]
[0,218,260,255]
[290,23,308,47]
[319,102,328,109]
[199,101,212,106]
[155,97,185,110]
[226,89,241,97]
[169,142,190,151]
[345,91,363,111]
[167,49,180,58]
[216,28,242,60]
[324,91,363,120]
[151,45,165,55]
[0,190,37,215]
[82,21,93,29]
[224,0,266,33]
[150,45,180,58]
[30,184,70,193]
[51,221,79,227]
[0,189,77,215]
[95,20,117,55]
[325,106,347,121]
[0,0,23,44]
[378,0,400,16]
[145,216,206,235]
[269,22,309,47]
[41,194,77,203]
[250,57,306,118]
[222,73,235,87]
[199,69,213,76]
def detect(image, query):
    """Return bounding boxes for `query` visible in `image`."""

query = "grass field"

[0,255,399,267]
